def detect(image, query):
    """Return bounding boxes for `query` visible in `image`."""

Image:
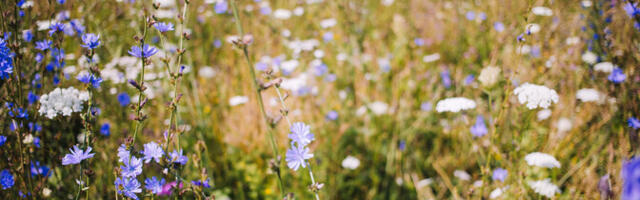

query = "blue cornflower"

[1,169,14,189]
[48,22,65,36]
[624,2,639,18]
[314,64,328,76]
[191,178,211,188]
[323,32,333,42]
[100,123,111,136]
[414,38,425,46]
[492,168,508,182]
[33,137,40,148]
[28,122,41,133]
[118,144,130,163]
[325,110,338,121]
[0,135,6,147]
[471,115,488,137]
[154,22,174,33]
[622,157,640,200]
[142,142,164,163]
[288,122,315,146]
[608,68,626,83]
[30,161,50,177]
[440,70,451,88]
[115,177,142,200]
[22,30,32,42]
[50,48,65,69]
[464,74,474,85]
[629,117,640,130]
[77,73,103,88]
[35,53,43,63]
[57,0,65,4]
[70,19,85,35]
[61,145,95,165]
[118,92,131,107]
[120,156,143,177]
[169,149,188,165]
[285,144,313,171]
[145,176,165,194]
[398,140,406,151]
[128,44,158,58]
[215,1,228,14]
[255,62,268,71]
[81,33,100,49]
[27,91,38,105]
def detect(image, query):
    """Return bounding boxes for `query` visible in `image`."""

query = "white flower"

[478,66,501,87]
[341,156,360,169]
[565,36,580,45]
[42,188,52,197]
[557,117,572,133]
[524,152,561,168]
[537,109,552,121]
[422,53,440,63]
[582,51,597,65]
[454,170,471,181]
[381,0,394,6]
[229,96,249,106]
[581,0,592,7]
[293,7,304,16]
[416,178,433,188]
[38,87,89,119]
[528,179,560,198]
[436,97,477,113]
[576,88,602,102]
[490,187,508,199]
[594,62,614,73]
[23,134,33,144]
[273,9,292,19]
[531,6,553,16]
[526,24,541,34]
[198,66,216,78]
[319,18,337,29]
[368,101,389,115]
[513,83,559,109]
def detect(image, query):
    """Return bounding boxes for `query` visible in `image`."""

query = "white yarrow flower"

[582,51,597,65]
[478,66,501,87]
[341,156,360,169]
[524,152,561,168]
[422,53,440,63]
[528,179,560,198]
[38,87,90,119]
[531,6,553,16]
[513,83,559,109]
[369,101,389,115]
[229,96,249,106]
[436,97,476,113]
[594,62,614,73]
[454,170,471,181]
[576,88,602,102]
[273,9,292,19]
[537,109,552,121]
[490,187,508,199]
[319,18,337,29]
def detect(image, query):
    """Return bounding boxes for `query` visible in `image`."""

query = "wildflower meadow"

[1,0,640,199]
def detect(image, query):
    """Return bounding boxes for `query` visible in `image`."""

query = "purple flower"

[158,181,183,196]
[465,11,475,20]
[325,110,338,121]
[145,176,165,194]
[492,168,508,182]
[61,145,95,165]
[30,161,50,177]
[120,156,143,177]
[77,73,103,88]
[142,142,164,163]
[35,40,52,51]
[624,2,639,18]
[22,30,32,42]
[288,122,315,146]
[118,92,131,107]
[128,44,158,58]
[0,135,6,147]
[115,177,142,200]
[100,123,110,136]
[117,144,130,163]
[608,68,626,83]
[464,74,474,85]
[629,117,640,130]
[285,144,313,171]
[169,149,188,165]
[191,178,211,188]
[215,1,228,14]
[623,157,640,200]
[420,101,432,111]
[440,70,451,88]
[154,22,174,33]
[414,38,425,46]
[81,33,101,49]
[494,22,505,32]
[470,115,488,137]
[0,169,14,189]
[48,22,65,36]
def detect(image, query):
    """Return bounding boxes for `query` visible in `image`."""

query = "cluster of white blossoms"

[527,179,561,198]
[38,87,90,119]
[525,152,561,168]
[435,97,476,113]
[576,88,602,103]
[478,66,501,87]
[341,156,360,170]
[513,83,559,109]
[594,62,614,73]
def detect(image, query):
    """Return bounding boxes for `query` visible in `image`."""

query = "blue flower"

[325,110,338,121]
[464,74,474,85]
[27,91,38,105]
[624,2,640,18]
[61,145,95,165]
[517,34,525,42]
[70,19,85,35]
[288,122,315,146]
[128,44,158,58]
[48,22,65,36]
[0,169,14,189]
[145,176,165,194]
[33,137,40,148]
[191,178,211,188]
[118,92,131,107]
[623,157,640,200]
[471,115,488,137]
[142,142,164,163]
[57,0,65,4]
[420,101,432,111]
[285,144,313,171]
[22,30,32,42]
[492,168,508,182]
[465,11,475,20]
[115,177,142,200]
[215,1,228,14]
[169,149,188,165]
[30,161,50,177]
[0,135,6,147]
[98,123,110,136]
[608,68,626,83]
[0,38,14,80]
[118,144,131,163]
[414,38,425,46]
[494,22,505,32]
[77,73,103,88]
[120,156,143,177]
[440,70,451,89]
[81,33,101,49]
[154,22,174,33]
[629,117,640,130]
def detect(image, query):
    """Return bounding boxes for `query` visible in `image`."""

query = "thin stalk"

[229,0,285,197]
[132,15,149,146]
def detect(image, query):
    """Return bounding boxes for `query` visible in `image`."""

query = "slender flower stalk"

[229,0,286,197]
